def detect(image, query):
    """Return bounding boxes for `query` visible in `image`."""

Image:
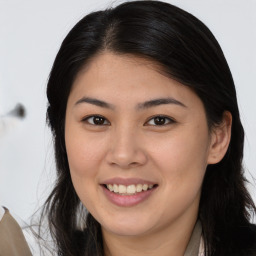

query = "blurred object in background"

[7,104,26,118]
[0,103,26,135]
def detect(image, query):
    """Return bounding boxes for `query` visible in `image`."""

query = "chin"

[105,225,150,237]
[100,216,154,237]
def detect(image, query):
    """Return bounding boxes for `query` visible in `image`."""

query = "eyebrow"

[75,97,187,110]
[136,98,187,110]
[75,97,115,109]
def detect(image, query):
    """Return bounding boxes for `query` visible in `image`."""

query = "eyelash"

[145,115,176,126]
[82,115,176,126]
[82,115,110,126]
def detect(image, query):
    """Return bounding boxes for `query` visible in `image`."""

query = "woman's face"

[65,52,214,237]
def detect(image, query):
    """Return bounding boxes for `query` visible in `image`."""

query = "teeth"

[106,183,155,194]
[107,184,114,192]
[136,184,143,192]
[142,184,148,191]
[127,185,136,194]
[113,184,118,193]
[118,185,126,194]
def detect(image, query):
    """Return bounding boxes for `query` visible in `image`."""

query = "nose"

[105,127,147,169]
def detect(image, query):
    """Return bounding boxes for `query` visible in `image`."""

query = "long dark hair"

[42,1,256,255]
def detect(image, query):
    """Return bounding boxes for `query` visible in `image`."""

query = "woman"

[41,1,256,255]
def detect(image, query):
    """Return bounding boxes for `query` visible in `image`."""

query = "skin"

[65,52,232,256]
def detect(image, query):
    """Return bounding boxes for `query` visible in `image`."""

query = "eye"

[82,115,110,125]
[145,115,175,126]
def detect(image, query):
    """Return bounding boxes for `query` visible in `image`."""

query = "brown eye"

[83,115,109,125]
[146,116,175,126]
[93,116,105,125]
[154,116,166,125]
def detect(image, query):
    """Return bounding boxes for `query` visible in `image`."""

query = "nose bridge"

[106,123,147,168]
[115,124,136,153]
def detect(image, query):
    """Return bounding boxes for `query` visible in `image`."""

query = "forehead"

[68,51,202,110]
[73,52,165,87]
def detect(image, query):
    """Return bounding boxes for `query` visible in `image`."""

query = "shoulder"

[0,207,32,256]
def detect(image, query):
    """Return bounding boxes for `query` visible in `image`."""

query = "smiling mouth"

[103,184,158,195]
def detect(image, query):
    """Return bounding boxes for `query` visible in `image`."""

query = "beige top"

[0,207,32,256]
[184,220,203,256]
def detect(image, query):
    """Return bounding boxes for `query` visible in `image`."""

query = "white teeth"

[106,183,155,194]
[127,185,136,194]
[113,184,118,193]
[136,184,143,192]
[142,184,148,191]
[118,185,126,194]
[107,184,114,192]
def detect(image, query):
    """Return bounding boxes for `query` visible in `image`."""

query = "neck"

[102,211,199,256]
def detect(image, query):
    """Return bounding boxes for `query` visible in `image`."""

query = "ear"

[207,111,232,164]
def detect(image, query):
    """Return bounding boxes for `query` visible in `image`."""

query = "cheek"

[65,132,106,209]
[65,131,107,178]
[148,126,210,186]
[65,128,110,210]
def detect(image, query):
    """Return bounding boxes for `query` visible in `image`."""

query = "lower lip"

[101,185,157,207]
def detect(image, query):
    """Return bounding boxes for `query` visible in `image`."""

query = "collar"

[184,220,202,256]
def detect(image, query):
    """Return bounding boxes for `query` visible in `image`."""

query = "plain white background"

[0,0,255,222]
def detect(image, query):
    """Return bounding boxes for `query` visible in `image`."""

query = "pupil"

[94,116,104,125]
[154,117,165,125]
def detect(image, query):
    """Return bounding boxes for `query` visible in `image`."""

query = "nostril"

[130,162,140,166]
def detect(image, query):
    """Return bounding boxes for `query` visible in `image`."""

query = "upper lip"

[101,177,157,186]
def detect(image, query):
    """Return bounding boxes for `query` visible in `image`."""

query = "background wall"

[0,0,255,222]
